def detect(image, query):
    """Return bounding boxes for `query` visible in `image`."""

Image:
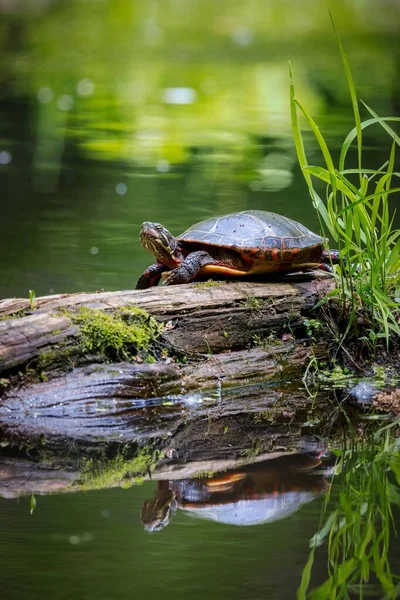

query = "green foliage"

[298,424,400,599]
[289,18,400,356]
[303,353,353,388]
[72,306,163,362]
[243,295,264,311]
[252,332,283,348]
[303,318,323,338]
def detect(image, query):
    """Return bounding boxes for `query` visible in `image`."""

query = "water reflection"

[141,453,330,531]
[1,0,399,298]
[300,428,400,599]
[1,430,400,599]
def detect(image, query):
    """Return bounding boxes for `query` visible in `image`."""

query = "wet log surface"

[0,347,325,444]
[0,335,331,453]
[0,276,335,461]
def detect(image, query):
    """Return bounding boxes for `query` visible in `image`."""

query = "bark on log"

[0,277,334,374]
[0,277,335,457]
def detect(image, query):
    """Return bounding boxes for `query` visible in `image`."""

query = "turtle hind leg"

[318,263,334,274]
[136,263,170,289]
[320,249,361,275]
[319,248,340,273]
[163,251,218,285]
[321,249,340,264]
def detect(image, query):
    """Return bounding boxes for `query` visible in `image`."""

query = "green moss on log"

[70,306,163,362]
[194,280,223,290]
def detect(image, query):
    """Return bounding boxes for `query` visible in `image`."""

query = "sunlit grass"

[298,422,400,599]
[289,14,400,358]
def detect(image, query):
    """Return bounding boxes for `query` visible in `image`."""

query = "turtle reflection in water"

[141,453,330,532]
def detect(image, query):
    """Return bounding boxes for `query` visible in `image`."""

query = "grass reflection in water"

[299,421,400,599]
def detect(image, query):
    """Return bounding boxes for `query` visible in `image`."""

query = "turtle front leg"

[136,263,170,289]
[319,249,340,273]
[163,251,217,285]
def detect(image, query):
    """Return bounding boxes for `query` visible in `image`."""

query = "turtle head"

[139,222,182,266]
[141,495,178,532]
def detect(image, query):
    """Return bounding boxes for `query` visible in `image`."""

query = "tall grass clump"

[298,422,400,599]
[289,14,400,359]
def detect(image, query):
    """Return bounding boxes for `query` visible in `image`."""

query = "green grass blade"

[386,237,400,271]
[330,11,362,183]
[294,98,337,194]
[289,62,312,190]
[342,168,400,177]
[312,190,337,238]
[362,102,400,147]
[338,187,400,214]
[297,547,316,600]
[304,166,356,200]
[339,117,400,172]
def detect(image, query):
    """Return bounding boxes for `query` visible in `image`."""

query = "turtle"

[136,210,339,289]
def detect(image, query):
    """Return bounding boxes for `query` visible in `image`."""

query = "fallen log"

[0,276,333,375]
[0,276,336,458]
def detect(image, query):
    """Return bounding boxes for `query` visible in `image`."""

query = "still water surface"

[1,446,400,600]
[0,454,350,600]
[0,477,321,600]
[1,1,400,598]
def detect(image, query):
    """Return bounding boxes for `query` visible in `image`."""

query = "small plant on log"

[290,13,400,359]
[303,318,323,338]
[243,294,264,311]
[28,289,36,311]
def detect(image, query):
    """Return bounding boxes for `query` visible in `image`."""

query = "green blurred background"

[0,0,399,297]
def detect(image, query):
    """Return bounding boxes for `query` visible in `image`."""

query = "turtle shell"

[178,210,325,251]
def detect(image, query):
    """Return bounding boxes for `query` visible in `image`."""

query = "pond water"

[0,465,329,600]
[1,1,400,599]
[1,440,400,600]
